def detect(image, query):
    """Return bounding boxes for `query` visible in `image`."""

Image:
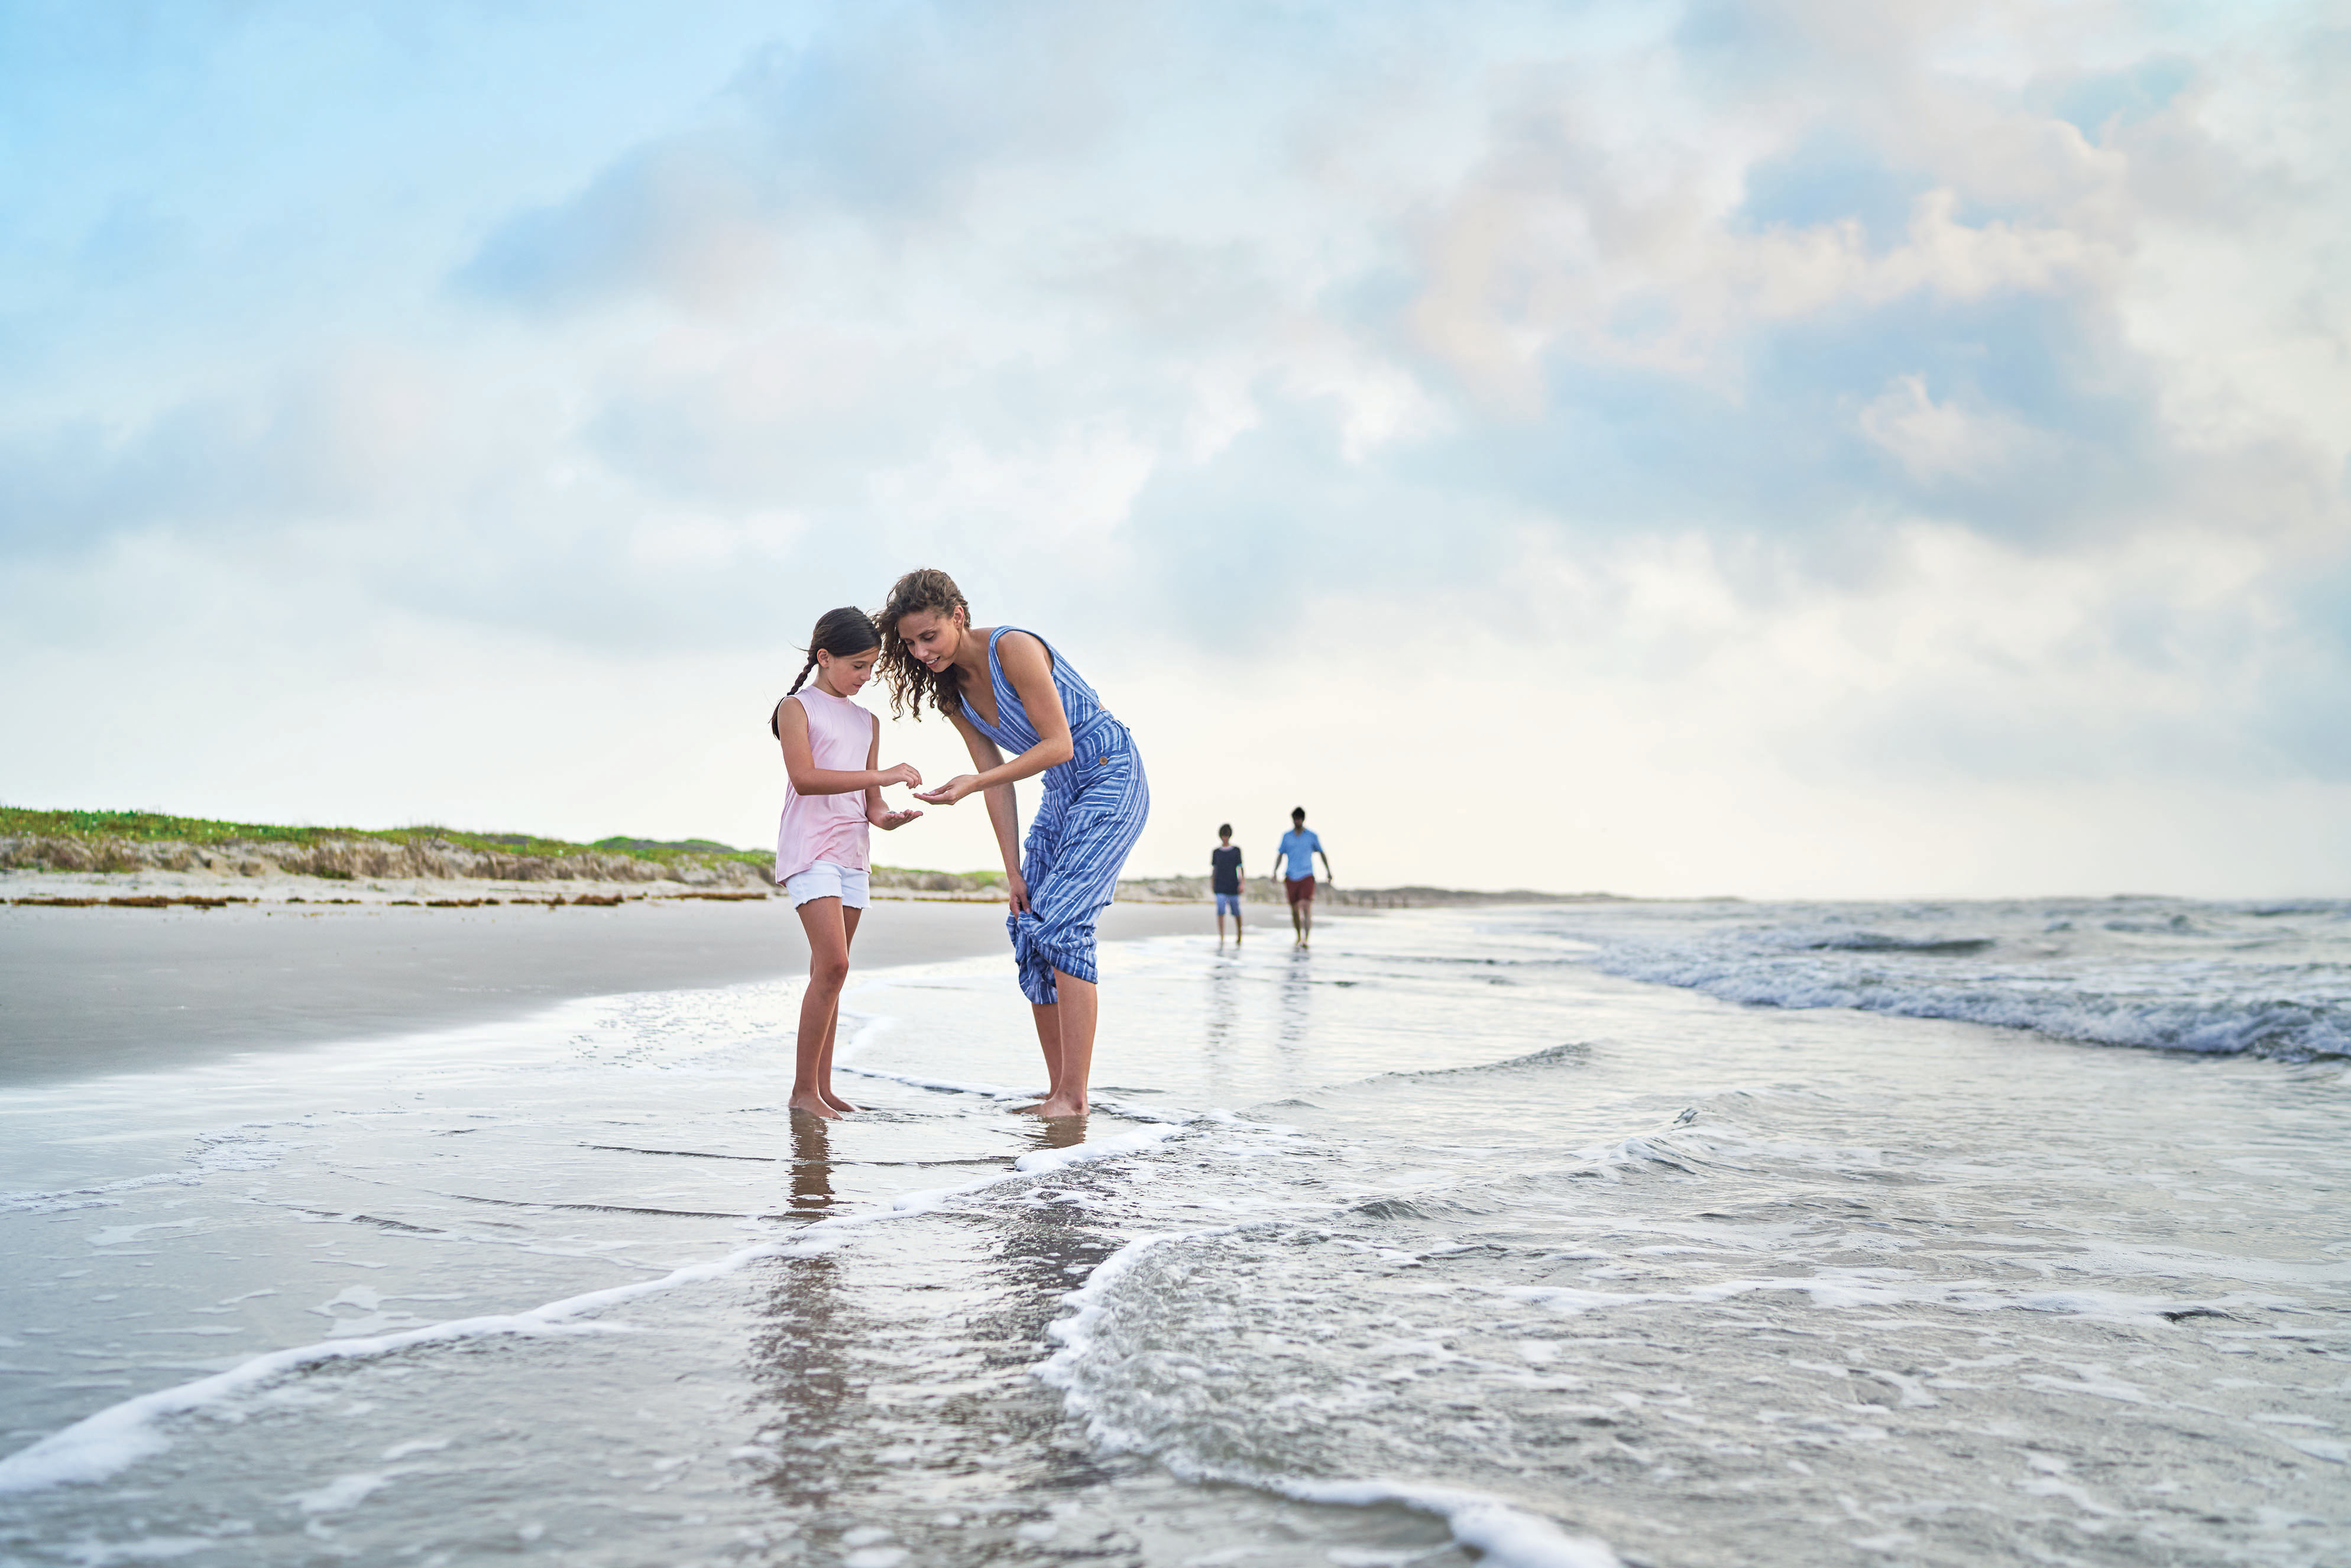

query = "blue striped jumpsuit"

[961,627,1150,1006]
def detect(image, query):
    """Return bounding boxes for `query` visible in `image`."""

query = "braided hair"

[770,607,882,737]
[874,567,972,721]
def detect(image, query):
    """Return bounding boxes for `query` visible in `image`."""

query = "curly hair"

[873,567,972,721]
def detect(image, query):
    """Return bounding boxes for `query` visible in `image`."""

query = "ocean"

[2,897,2345,1566]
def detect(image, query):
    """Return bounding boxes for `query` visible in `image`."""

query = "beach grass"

[0,806,1025,889]
[0,806,772,869]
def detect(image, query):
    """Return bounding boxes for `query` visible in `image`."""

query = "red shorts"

[1284,875,1316,905]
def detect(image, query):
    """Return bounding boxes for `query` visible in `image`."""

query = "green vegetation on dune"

[866,863,1006,886]
[0,807,768,869]
[0,808,1003,883]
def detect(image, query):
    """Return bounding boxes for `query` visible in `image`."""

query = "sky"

[2,0,2347,898]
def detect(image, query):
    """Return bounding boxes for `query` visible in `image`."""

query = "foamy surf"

[4,909,2344,1564]
[0,1237,816,1495]
[1042,1230,1626,1568]
[1564,896,2351,1061]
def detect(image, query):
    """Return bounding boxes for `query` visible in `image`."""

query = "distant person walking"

[1276,806,1333,948]
[770,607,925,1119]
[878,568,1149,1119]
[1210,824,1245,945]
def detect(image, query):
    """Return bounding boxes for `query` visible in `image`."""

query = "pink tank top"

[774,687,875,884]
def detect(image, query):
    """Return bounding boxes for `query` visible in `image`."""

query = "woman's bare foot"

[1034,1094,1087,1118]
[789,1094,843,1120]
[820,1090,860,1113]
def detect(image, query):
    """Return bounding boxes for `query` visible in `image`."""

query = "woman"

[878,568,1149,1118]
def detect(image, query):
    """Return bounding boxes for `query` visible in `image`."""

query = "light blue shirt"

[1277,828,1323,879]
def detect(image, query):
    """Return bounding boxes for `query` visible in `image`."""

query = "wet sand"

[0,898,1210,1086]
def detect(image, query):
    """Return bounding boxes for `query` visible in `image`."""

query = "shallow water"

[2,903,2346,1566]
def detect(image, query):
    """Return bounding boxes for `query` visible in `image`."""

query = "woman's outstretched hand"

[912,774,981,806]
[872,807,923,831]
[1004,867,1031,914]
[878,762,923,790]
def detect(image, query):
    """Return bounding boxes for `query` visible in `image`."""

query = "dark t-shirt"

[1210,845,1242,895]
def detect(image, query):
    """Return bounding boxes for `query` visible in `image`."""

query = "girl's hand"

[872,807,923,831]
[1005,867,1031,915]
[878,762,922,790]
[912,774,980,806]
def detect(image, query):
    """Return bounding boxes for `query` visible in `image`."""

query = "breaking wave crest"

[1568,899,2351,1062]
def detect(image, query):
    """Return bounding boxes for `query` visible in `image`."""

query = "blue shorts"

[1215,893,1242,917]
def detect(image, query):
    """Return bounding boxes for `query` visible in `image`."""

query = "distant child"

[1210,824,1245,944]
[1275,806,1333,948]
[770,607,925,1119]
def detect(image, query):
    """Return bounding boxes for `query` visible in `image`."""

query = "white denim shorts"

[783,862,870,910]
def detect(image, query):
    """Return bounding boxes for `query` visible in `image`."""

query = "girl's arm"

[911,632,1073,806]
[776,697,921,797]
[865,716,922,831]
[944,708,1031,913]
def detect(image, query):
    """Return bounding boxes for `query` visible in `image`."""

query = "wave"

[1038,1231,1624,1568]
[1803,932,1995,955]
[1566,900,2351,1062]
[1385,1040,1595,1080]
[0,1237,813,1495]
[1599,953,2351,1061]
[0,1112,1184,1498]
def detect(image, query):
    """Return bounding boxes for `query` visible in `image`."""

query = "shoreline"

[1,863,1641,911]
[0,895,1214,1089]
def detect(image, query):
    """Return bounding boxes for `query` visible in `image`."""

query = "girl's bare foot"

[1035,1095,1086,1119]
[820,1090,860,1113]
[789,1094,843,1120]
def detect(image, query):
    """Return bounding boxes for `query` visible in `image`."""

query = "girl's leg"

[817,907,863,1112]
[1034,971,1097,1118]
[792,897,851,1119]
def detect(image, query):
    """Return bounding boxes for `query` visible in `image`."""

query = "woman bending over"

[880,568,1149,1119]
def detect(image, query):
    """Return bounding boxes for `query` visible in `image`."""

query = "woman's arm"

[865,715,923,831]
[911,632,1072,806]
[776,697,920,797]
[941,709,1031,913]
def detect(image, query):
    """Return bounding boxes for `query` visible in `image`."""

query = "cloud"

[454,133,786,315]
[454,0,1135,315]
[5,0,2349,892]
[1857,372,2057,483]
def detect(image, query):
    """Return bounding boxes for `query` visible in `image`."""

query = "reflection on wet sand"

[1274,947,1313,1065]
[788,1113,836,1213]
[1026,1114,1088,1154]
[741,1108,1138,1561]
[1204,956,1241,1075]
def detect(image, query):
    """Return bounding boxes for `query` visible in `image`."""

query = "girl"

[879,568,1149,1119]
[770,607,925,1119]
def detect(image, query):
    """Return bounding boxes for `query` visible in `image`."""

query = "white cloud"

[1857,374,2053,482]
[2,0,2347,896]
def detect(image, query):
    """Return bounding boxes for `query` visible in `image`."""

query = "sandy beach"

[0,894,1207,1086]
[1,898,2342,1567]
